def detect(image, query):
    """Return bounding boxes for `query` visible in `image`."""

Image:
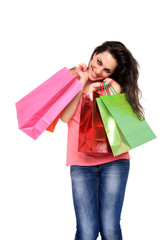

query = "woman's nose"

[95,67,103,74]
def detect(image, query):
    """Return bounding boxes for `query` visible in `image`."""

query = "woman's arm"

[60,64,88,123]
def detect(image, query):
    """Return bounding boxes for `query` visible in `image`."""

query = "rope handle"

[103,81,118,96]
[103,82,110,95]
[68,66,83,77]
[72,66,83,77]
[97,80,118,96]
[97,79,115,96]
[97,82,104,95]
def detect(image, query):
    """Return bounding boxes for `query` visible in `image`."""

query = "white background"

[0,0,160,239]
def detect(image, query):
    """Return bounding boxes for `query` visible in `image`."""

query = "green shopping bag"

[96,83,156,156]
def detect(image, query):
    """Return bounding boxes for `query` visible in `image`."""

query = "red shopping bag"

[78,90,112,153]
[16,67,83,140]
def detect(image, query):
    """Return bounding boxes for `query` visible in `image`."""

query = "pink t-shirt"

[66,96,130,166]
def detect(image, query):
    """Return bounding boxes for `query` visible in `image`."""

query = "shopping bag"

[45,67,81,133]
[78,90,112,153]
[96,84,156,156]
[46,111,62,132]
[16,67,83,140]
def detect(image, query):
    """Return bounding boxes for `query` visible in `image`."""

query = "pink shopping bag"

[16,67,83,140]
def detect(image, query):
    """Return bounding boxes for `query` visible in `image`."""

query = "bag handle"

[97,80,119,96]
[103,81,118,96]
[109,83,118,95]
[68,66,82,77]
[97,82,104,95]
[97,81,111,95]
[103,82,110,95]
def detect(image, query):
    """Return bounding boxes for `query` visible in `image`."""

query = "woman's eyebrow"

[99,57,113,71]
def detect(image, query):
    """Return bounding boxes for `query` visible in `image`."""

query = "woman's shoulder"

[109,80,121,95]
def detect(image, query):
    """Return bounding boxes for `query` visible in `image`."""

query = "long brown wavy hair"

[89,41,144,119]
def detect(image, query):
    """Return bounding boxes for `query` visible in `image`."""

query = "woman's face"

[88,51,118,81]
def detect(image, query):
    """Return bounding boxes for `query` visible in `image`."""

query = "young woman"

[61,41,143,240]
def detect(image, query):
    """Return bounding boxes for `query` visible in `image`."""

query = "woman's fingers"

[77,63,88,72]
[74,63,88,83]
[103,78,114,86]
[88,82,101,93]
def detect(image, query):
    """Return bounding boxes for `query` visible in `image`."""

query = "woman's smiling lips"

[91,68,99,79]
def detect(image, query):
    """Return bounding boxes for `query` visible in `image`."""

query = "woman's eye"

[97,59,101,65]
[97,59,111,73]
[105,69,111,73]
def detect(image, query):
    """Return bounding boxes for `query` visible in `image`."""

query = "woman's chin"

[88,73,99,81]
[88,74,104,82]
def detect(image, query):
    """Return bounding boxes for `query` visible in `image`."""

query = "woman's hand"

[88,78,113,93]
[76,63,88,84]
[88,82,101,93]
[88,78,121,95]
[103,78,114,86]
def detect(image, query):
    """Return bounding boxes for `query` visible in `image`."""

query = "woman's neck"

[83,80,92,93]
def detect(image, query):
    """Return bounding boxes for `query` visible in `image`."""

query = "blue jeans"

[70,159,130,240]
